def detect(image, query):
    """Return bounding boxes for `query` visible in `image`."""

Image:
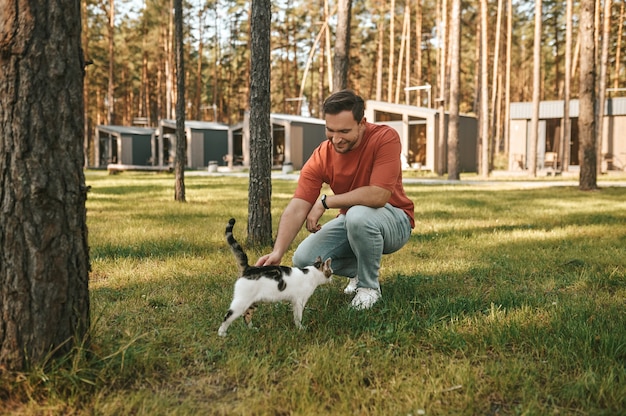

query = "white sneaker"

[344,277,358,294]
[350,288,381,310]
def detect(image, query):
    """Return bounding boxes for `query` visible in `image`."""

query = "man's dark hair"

[322,90,365,122]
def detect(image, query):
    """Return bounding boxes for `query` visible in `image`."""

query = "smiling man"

[256,90,415,310]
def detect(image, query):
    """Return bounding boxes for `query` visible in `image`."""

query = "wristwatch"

[321,194,329,210]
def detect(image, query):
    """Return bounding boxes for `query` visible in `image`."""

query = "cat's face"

[313,256,333,279]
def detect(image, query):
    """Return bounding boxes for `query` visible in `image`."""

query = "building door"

[409,121,427,167]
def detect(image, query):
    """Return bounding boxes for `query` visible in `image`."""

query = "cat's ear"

[324,258,332,267]
[315,256,322,263]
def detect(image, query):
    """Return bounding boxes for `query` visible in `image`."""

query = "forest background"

[83,0,626,168]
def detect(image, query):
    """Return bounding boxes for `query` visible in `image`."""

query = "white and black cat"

[218,218,333,337]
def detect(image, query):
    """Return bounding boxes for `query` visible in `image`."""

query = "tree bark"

[174,0,186,202]
[248,0,273,246]
[479,0,489,177]
[0,0,90,370]
[562,0,573,172]
[614,1,624,90]
[490,0,503,160]
[333,0,352,92]
[596,0,611,174]
[579,0,598,190]
[415,0,423,96]
[437,0,448,176]
[107,0,115,125]
[395,4,410,103]
[528,0,542,177]
[195,6,204,121]
[447,0,461,180]
[503,0,512,155]
[387,0,396,102]
[375,6,385,101]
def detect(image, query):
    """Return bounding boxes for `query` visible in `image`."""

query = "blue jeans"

[292,204,412,291]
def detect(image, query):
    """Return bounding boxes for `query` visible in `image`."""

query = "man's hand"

[254,198,312,266]
[305,198,326,233]
[255,251,282,266]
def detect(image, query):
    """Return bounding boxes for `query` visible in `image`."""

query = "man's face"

[324,110,364,154]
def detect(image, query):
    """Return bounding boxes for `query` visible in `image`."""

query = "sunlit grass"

[2,170,625,415]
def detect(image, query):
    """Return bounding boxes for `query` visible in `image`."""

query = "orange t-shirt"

[294,122,415,228]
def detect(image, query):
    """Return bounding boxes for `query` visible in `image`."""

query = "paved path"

[188,169,626,188]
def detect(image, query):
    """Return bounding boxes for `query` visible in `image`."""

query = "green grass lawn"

[4,170,626,415]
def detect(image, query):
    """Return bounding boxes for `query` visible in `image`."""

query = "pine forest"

[82,0,624,167]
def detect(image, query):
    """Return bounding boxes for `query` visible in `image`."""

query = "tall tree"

[415,0,423,97]
[579,0,598,190]
[248,0,272,246]
[387,0,396,102]
[395,3,410,103]
[503,0,512,156]
[174,0,186,201]
[479,0,489,177]
[0,0,90,370]
[107,0,115,124]
[447,0,461,180]
[437,0,447,176]
[195,4,205,121]
[528,0,542,176]
[614,1,624,90]
[333,0,352,91]
[596,0,611,174]
[562,0,573,172]
[165,0,174,120]
[490,0,503,158]
[375,5,385,101]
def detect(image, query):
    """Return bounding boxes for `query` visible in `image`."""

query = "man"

[256,90,414,309]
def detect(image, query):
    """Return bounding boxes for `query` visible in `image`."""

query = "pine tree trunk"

[174,0,186,202]
[437,0,448,176]
[107,0,115,124]
[375,7,384,101]
[503,0,512,155]
[333,0,352,92]
[528,0,542,177]
[0,0,90,371]
[415,0,423,93]
[248,0,273,246]
[447,0,461,180]
[562,0,573,172]
[387,0,396,102]
[479,0,489,177]
[579,0,598,190]
[614,2,624,90]
[596,0,611,174]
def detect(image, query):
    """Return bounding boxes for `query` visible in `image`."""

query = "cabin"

[228,113,327,170]
[509,97,626,172]
[158,119,230,169]
[94,125,156,167]
[365,100,478,173]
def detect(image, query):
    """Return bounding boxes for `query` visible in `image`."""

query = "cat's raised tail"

[225,218,249,273]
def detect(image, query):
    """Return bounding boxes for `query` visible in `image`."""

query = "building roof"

[510,97,626,119]
[96,125,156,135]
[366,100,440,116]
[365,100,476,119]
[160,119,230,130]
[270,113,326,125]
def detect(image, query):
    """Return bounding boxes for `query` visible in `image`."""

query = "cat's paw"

[218,326,228,337]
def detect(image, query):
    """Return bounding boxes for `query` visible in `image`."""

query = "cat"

[218,218,333,337]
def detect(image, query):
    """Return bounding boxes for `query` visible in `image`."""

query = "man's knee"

[345,205,377,231]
